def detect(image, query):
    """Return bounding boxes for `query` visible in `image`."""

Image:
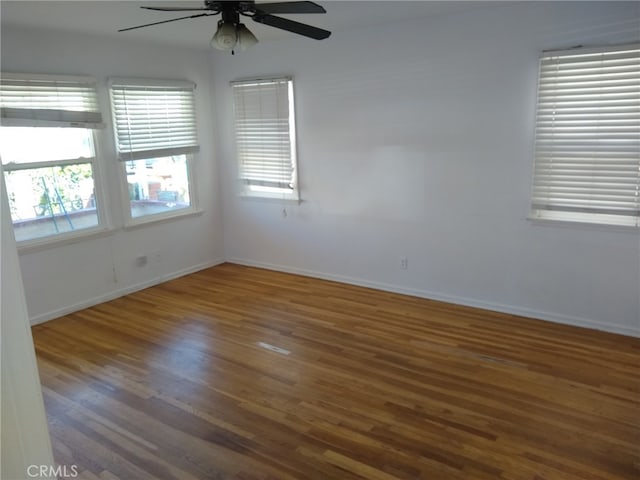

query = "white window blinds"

[531,44,640,227]
[0,73,102,128]
[110,79,199,161]
[232,78,296,192]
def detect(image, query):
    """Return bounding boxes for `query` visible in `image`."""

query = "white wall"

[2,3,638,335]
[1,27,225,323]
[211,1,640,336]
[1,168,56,480]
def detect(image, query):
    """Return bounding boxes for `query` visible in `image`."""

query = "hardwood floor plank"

[32,263,640,479]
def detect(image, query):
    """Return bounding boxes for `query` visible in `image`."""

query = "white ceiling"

[1,1,487,50]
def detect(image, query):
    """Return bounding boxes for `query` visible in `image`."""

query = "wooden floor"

[32,263,639,480]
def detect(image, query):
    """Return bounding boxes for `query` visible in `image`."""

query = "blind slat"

[232,78,296,190]
[0,74,103,128]
[110,81,198,160]
[531,45,640,227]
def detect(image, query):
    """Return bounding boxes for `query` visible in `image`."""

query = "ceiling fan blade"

[118,13,212,32]
[255,1,326,14]
[142,6,212,12]
[252,13,331,40]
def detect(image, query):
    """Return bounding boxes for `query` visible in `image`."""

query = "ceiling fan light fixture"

[236,23,258,50]
[211,20,237,50]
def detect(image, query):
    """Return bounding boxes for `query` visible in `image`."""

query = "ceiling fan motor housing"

[205,1,257,15]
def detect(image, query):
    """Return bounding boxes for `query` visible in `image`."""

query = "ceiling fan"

[119,1,331,52]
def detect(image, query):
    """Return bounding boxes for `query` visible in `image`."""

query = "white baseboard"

[228,257,639,338]
[31,255,638,338]
[29,258,225,326]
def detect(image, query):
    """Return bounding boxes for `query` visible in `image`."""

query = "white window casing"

[531,44,640,227]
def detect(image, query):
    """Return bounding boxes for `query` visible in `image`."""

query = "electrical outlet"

[153,250,161,263]
[400,257,408,270]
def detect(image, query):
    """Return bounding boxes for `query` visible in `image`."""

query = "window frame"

[231,76,300,202]
[116,152,200,228]
[1,129,109,248]
[529,44,640,229]
[108,78,200,226]
[0,73,109,247]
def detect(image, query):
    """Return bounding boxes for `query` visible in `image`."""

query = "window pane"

[0,127,94,164]
[3,163,99,242]
[126,155,191,218]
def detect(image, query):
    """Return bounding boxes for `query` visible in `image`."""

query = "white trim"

[27,254,639,337]
[16,209,205,253]
[1,166,56,479]
[117,146,199,162]
[108,77,195,89]
[0,118,105,129]
[230,75,292,86]
[2,156,96,172]
[240,188,300,202]
[541,42,640,57]
[4,126,108,247]
[227,257,640,338]
[1,72,97,83]
[29,258,225,325]
[123,208,204,230]
[239,194,302,205]
[118,153,199,226]
[16,226,113,254]
[527,216,640,233]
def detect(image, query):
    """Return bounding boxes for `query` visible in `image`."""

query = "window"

[232,77,298,200]
[530,44,640,227]
[109,79,198,221]
[0,74,104,243]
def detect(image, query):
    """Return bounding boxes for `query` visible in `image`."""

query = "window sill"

[15,209,205,253]
[16,226,114,254]
[239,193,301,205]
[527,216,640,233]
[123,208,204,230]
